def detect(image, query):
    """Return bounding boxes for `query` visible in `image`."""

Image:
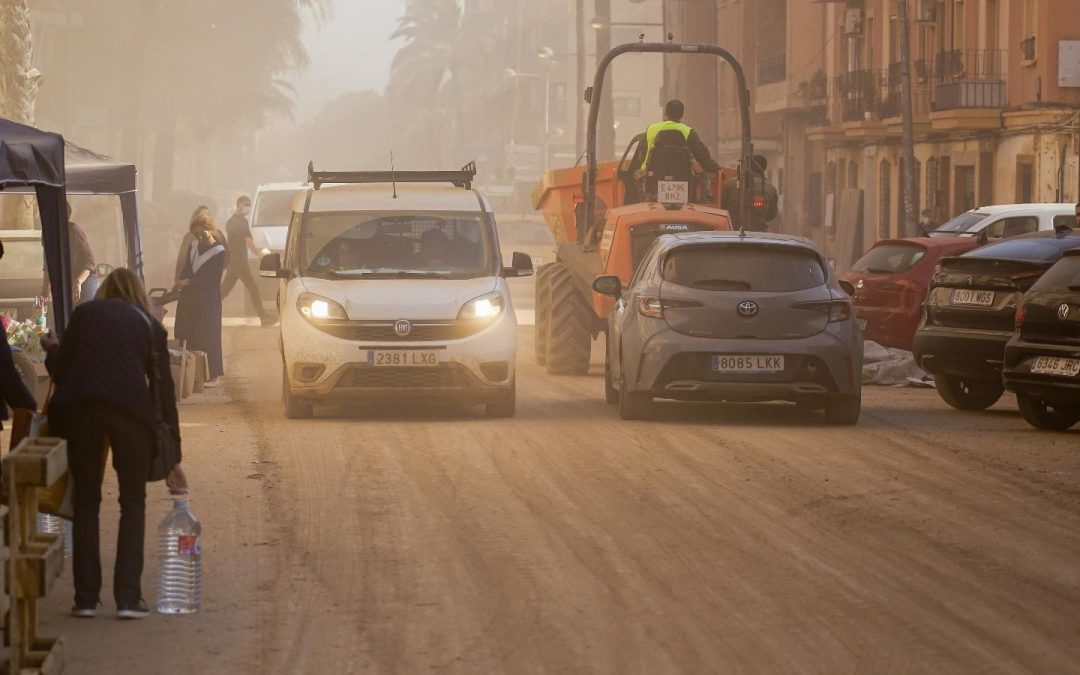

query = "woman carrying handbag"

[42,268,187,620]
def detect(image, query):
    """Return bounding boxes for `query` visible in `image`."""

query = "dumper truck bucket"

[532,160,624,246]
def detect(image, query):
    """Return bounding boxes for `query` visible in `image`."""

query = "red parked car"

[840,237,981,351]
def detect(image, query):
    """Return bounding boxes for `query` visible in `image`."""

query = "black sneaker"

[117,600,150,620]
[71,605,96,618]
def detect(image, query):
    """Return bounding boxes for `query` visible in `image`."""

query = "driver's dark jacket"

[632,126,721,174]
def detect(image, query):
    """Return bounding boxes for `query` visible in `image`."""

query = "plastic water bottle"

[156,498,201,614]
[36,512,72,558]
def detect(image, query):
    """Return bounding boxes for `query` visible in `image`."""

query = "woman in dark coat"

[174,213,227,383]
[42,268,186,619]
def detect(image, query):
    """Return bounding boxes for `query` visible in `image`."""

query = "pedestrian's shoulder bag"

[136,308,180,482]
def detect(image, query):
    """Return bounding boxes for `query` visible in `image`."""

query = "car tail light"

[1015,295,1027,330]
[795,300,851,323]
[637,296,702,319]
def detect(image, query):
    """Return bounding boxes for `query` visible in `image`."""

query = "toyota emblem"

[394,319,412,336]
[1059,304,1071,321]
[737,301,759,318]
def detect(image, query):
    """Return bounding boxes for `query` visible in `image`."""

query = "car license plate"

[1031,356,1080,377]
[658,180,689,205]
[857,317,868,331]
[951,289,995,306]
[712,355,785,373]
[366,350,439,367]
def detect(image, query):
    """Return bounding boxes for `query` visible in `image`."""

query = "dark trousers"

[49,401,153,607]
[221,262,266,319]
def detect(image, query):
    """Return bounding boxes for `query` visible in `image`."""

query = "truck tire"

[534,264,553,366]
[1016,393,1080,431]
[934,373,1003,411]
[545,263,592,376]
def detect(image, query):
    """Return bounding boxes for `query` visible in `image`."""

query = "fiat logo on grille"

[394,319,412,336]
[1059,304,1071,320]
[737,301,759,318]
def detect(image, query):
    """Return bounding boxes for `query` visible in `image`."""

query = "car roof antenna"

[739,226,746,237]
[390,150,398,199]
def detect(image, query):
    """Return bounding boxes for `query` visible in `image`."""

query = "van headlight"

[458,292,505,321]
[297,292,347,322]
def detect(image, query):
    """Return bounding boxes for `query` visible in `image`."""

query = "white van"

[250,182,309,254]
[260,164,533,419]
[929,203,1075,239]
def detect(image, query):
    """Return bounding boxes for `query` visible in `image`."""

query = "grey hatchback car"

[594,232,863,423]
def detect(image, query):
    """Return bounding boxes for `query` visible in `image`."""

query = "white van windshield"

[253,190,302,228]
[302,211,496,279]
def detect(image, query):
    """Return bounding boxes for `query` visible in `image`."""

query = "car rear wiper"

[690,278,752,290]
[1068,284,1080,292]
[865,267,895,274]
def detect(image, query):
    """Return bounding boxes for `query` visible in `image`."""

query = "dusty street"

[39,318,1080,673]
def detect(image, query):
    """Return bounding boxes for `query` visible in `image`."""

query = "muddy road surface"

[41,324,1080,673]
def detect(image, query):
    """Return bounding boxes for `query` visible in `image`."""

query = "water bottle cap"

[174,499,189,509]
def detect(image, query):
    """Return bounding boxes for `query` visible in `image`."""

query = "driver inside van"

[420,229,451,267]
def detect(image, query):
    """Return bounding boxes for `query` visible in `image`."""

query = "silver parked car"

[594,231,863,423]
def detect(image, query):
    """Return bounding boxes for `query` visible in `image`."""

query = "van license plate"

[658,180,689,205]
[1031,356,1080,377]
[366,351,439,367]
[951,289,995,306]
[712,355,785,373]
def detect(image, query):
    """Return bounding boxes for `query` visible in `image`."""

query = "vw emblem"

[737,301,759,318]
[1059,304,1071,321]
[393,319,412,337]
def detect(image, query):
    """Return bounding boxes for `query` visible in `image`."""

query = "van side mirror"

[505,251,534,278]
[593,275,622,297]
[259,253,285,278]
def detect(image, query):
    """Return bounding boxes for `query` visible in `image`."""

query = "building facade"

[664,0,1080,268]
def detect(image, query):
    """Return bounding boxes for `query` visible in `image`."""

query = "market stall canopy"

[0,117,71,334]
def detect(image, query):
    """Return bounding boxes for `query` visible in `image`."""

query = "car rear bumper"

[912,325,1011,378]
[629,326,862,400]
[1003,337,1080,404]
[853,305,920,351]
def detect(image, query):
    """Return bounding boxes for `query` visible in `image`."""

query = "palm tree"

[0,0,37,124]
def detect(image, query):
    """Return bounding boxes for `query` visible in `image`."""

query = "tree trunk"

[0,0,39,230]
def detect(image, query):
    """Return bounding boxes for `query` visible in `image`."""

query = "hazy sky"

[291,0,405,120]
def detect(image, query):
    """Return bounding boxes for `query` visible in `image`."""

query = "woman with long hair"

[174,213,227,384]
[42,268,186,619]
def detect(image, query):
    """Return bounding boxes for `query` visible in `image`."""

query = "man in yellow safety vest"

[639,99,721,174]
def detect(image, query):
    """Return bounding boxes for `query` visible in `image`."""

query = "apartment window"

[613,93,641,118]
[848,160,860,189]
[984,0,999,51]
[1016,159,1034,203]
[897,158,922,227]
[926,157,939,212]
[1021,0,1037,62]
[879,160,892,239]
[825,161,838,195]
[954,0,966,48]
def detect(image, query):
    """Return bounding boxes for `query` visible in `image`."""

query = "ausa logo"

[1059,304,1071,321]
[394,319,412,337]
[737,301,759,318]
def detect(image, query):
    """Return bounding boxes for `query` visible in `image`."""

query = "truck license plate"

[658,180,689,205]
[712,355,785,373]
[1031,356,1080,377]
[366,350,439,367]
[951,289,995,306]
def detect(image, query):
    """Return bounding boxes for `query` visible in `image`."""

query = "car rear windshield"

[851,243,926,274]
[962,236,1080,263]
[932,211,989,234]
[662,244,826,292]
[253,190,302,228]
[302,211,496,279]
[1030,254,1080,291]
[0,239,41,279]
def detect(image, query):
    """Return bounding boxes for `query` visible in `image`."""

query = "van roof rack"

[307,161,476,190]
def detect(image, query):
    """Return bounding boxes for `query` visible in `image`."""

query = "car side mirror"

[259,253,285,278]
[505,251,534,278]
[593,275,622,298]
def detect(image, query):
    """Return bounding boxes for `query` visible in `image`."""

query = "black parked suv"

[913,228,1080,411]
[1003,249,1080,430]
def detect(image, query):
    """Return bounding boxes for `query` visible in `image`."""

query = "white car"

[250,182,309,254]
[929,203,1076,240]
[261,164,533,419]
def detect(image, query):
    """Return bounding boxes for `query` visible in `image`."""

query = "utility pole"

[897,0,918,237]
[595,0,615,160]
[576,0,587,156]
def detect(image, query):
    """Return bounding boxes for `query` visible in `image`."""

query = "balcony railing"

[758,53,787,86]
[824,50,1008,123]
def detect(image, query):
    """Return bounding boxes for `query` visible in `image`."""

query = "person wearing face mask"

[221,196,272,326]
[174,213,227,385]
